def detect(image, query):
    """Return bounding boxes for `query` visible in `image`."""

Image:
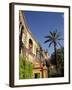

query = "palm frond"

[56,33,60,38]
[44,30,63,48]
[58,38,64,40]
[44,39,51,43]
[49,31,53,36]
[48,41,53,47]
[44,35,52,39]
[58,42,62,47]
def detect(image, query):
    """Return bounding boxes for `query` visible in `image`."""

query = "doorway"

[34,73,40,78]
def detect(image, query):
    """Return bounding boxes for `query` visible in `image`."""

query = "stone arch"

[29,38,33,53]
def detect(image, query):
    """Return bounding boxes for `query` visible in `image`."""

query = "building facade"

[19,11,48,78]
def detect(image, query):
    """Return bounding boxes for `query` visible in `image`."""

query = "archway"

[29,39,33,53]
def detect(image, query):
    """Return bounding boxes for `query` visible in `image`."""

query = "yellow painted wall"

[19,11,40,56]
[19,11,48,78]
[33,69,42,78]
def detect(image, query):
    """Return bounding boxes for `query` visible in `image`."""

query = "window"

[29,39,33,53]
[36,48,40,59]
[34,73,40,78]
[19,22,24,53]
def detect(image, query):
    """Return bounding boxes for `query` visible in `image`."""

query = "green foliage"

[37,73,40,78]
[44,30,63,68]
[50,47,64,77]
[44,30,63,48]
[19,55,33,79]
[57,47,64,76]
[48,66,57,77]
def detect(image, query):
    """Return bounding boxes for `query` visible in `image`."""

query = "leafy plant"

[19,55,33,79]
[50,47,64,77]
[48,66,57,77]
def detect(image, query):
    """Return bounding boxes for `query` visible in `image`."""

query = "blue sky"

[24,11,64,56]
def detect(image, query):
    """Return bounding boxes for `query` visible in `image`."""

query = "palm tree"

[44,30,63,70]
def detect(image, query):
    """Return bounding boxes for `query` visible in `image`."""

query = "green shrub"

[48,66,57,77]
[19,55,33,79]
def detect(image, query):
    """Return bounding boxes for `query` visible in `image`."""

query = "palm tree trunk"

[54,42,57,70]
